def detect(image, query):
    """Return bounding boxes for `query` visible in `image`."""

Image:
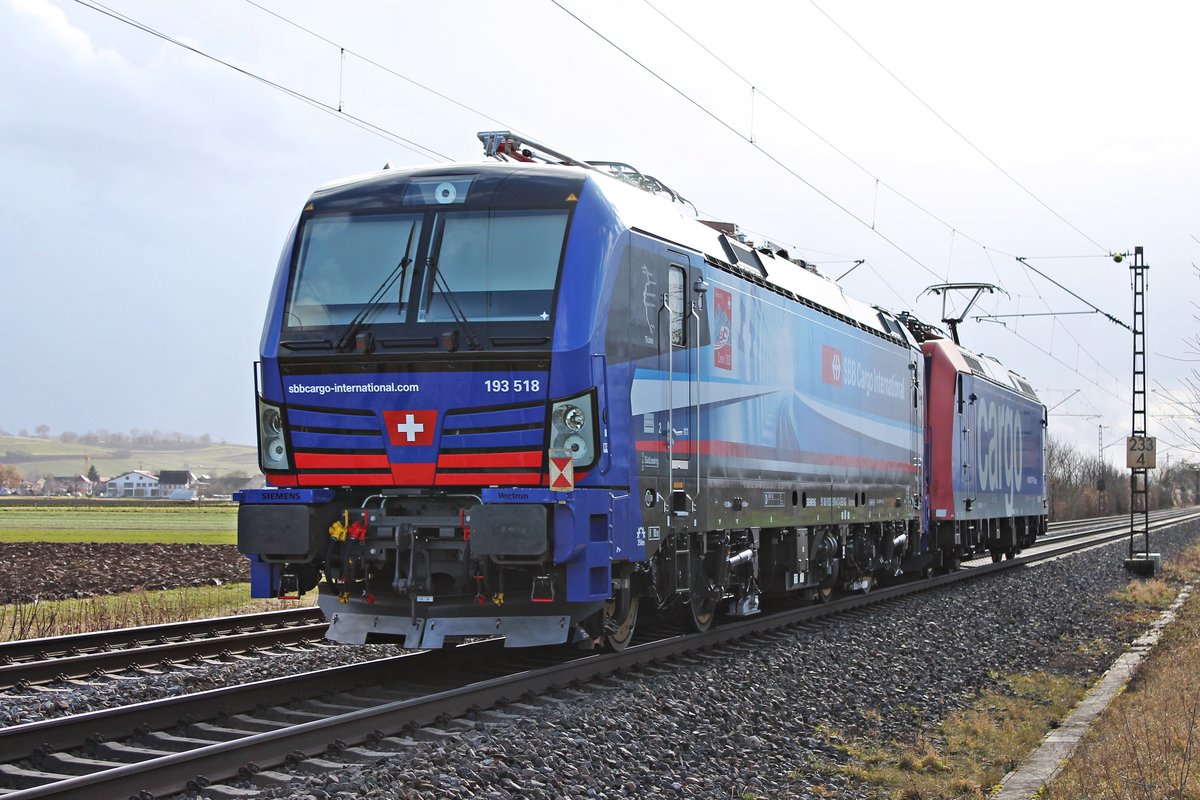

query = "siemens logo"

[261,491,302,501]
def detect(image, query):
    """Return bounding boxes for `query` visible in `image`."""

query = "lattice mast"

[1129,247,1150,559]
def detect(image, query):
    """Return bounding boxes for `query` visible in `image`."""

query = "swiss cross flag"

[383,410,438,446]
[821,345,843,386]
[549,451,574,491]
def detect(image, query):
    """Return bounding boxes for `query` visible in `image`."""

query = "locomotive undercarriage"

[640,519,926,636]
[932,514,1043,568]
[253,491,1034,651]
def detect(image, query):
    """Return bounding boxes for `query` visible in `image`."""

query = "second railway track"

[0,609,326,690]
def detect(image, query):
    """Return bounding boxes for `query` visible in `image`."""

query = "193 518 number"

[484,379,541,393]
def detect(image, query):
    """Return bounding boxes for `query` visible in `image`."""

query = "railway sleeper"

[87,740,175,763]
[136,730,223,752]
[0,763,74,789]
[29,751,117,776]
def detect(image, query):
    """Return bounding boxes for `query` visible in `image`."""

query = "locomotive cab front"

[237,163,638,649]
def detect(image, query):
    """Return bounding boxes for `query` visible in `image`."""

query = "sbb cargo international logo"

[822,345,843,386]
[383,410,438,446]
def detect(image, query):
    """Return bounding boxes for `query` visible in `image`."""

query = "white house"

[158,470,197,499]
[106,470,160,498]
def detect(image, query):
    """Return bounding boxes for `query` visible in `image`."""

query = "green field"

[0,434,258,479]
[0,504,237,544]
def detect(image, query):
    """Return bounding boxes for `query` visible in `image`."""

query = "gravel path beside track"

[3,524,1196,799]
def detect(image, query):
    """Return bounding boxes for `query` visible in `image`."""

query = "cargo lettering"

[975,397,1023,502]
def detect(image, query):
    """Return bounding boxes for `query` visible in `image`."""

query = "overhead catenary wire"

[806,0,1109,255]
[69,0,452,162]
[981,321,1125,402]
[247,0,858,271]
[1015,257,1131,331]
[638,0,1132,400]
[587,1,1133,409]
[639,0,1134,410]
[549,0,947,284]
[241,0,517,133]
[638,0,1020,267]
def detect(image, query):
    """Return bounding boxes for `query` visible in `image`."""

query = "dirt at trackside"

[0,543,251,603]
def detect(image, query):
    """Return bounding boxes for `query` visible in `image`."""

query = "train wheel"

[679,566,717,634]
[603,595,639,652]
[990,550,1003,563]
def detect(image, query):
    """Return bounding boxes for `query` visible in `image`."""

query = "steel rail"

[0,624,329,689]
[0,609,326,690]
[0,608,323,663]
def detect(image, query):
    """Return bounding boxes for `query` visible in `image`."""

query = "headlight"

[263,407,283,435]
[555,404,586,432]
[550,392,596,468]
[264,437,288,468]
[258,399,291,471]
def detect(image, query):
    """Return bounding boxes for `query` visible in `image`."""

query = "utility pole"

[1124,246,1159,575]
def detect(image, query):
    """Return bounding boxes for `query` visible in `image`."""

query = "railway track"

[1,508,1196,799]
[0,609,325,690]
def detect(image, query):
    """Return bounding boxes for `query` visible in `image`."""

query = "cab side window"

[669,266,685,346]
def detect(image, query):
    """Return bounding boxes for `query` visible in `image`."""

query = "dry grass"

[1045,588,1200,800]
[818,673,1083,799]
[1111,577,1175,608]
[803,542,1200,799]
[0,583,316,641]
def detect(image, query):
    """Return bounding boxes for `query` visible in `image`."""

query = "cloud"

[12,0,96,58]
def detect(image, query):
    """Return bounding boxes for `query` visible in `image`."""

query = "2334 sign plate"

[1127,436,1157,469]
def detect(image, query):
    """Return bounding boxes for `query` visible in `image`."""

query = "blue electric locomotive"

[237,132,1007,650]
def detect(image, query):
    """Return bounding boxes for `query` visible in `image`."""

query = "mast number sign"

[1127,436,1157,469]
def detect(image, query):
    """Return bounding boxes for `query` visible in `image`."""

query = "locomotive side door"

[657,253,703,530]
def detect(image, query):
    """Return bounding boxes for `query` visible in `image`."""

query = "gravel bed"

[3,523,1197,799]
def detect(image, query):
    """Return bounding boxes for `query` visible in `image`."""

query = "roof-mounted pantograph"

[478,130,696,211]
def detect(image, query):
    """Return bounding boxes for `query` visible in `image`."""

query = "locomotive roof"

[309,161,900,342]
[923,337,1041,402]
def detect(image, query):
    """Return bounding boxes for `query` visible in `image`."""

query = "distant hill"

[0,435,259,480]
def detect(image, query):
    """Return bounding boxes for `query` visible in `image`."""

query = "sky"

[1,0,1197,465]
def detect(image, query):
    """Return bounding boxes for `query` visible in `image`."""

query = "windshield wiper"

[429,265,482,351]
[334,223,417,353]
[421,217,482,352]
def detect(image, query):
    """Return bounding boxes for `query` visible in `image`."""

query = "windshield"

[284,208,569,333]
[419,210,568,323]
[286,213,422,329]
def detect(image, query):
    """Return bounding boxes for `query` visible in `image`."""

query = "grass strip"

[0,505,236,532]
[1045,581,1200,798]
[0,505,236,543]
[0,584,315,642]
[0,530,235,545]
